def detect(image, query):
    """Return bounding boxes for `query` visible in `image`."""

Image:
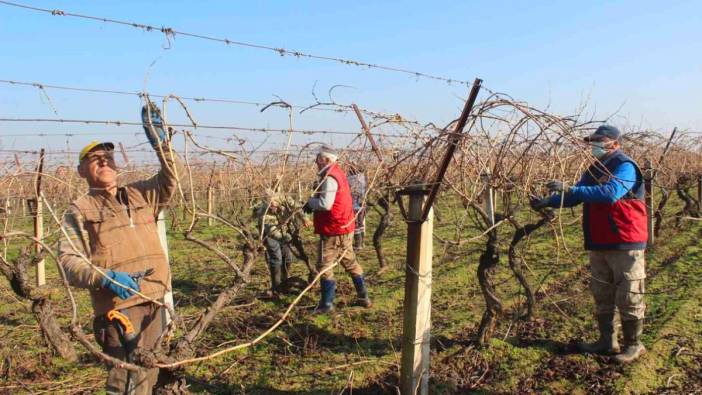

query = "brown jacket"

[58,147,182,316]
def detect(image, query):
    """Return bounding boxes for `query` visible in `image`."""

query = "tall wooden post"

[697,175,702,211]
[34,149,46,286]
[351,103,383,162]
[482,173,495,226]
[157,211,174,324]
[644,159,654,246]
[399,185,433,395]
[396,77,482,394]
[206,186,214,226]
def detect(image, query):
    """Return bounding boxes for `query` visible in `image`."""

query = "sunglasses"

[83,152,116,164]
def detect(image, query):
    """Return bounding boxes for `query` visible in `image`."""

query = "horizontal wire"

[0,147,394,156]
[0,78,353,114]
[0,118,418,138]
[0,181,441,216]
[0,1,472,87]
[0,79,442,129]
[0,131,283,147]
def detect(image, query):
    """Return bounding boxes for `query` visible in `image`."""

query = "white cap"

[318,144,338,162]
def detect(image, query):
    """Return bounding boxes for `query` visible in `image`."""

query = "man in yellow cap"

[58,102,182,394]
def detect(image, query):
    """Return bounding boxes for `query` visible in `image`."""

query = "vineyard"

[2,2,702,395]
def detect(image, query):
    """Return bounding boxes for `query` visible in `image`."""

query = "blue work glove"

[546,180,569,194]
[101,270,140,300]
[141,101,169,148]
[530,196,550,210]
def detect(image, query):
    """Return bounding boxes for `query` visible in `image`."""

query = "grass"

[1,195,701,394]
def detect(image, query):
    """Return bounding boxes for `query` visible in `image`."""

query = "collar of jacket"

[317,162,336,178]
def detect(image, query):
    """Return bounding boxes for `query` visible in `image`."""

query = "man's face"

[315,154,329,171]
[78,149,118,189]
[592,137,619,149]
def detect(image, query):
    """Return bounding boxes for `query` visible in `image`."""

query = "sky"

[1,0,700,163]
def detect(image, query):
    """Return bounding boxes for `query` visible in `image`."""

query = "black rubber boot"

[576,313,620,355]
[279,251,290,293]
[353,232,364,251]
[613,319,646,364]
[314,279,336,314]
[270,265,283,295]
[351,275,372,308]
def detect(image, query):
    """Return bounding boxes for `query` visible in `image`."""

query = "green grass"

[1,196,702,394]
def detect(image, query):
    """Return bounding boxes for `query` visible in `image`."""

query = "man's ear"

[77,163,87,179]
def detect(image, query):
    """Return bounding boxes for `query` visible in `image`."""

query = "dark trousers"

[93,302,166,395]
[265,236,293,289]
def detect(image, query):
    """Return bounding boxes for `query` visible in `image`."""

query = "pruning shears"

[106,309,138,395]
[105,267,153,395]
[130,268,155,285]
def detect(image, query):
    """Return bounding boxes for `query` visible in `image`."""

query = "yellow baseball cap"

[78,141,115,163]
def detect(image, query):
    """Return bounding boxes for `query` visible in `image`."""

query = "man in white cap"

[303,145,371,313]
[58,102,182,393]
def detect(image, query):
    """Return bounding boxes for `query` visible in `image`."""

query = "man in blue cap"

[531,125,648,364]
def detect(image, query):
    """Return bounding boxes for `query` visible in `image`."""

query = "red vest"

[582,151,648,250]
[313,164,356,236]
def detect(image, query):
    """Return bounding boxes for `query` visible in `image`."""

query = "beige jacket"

[58,147,182,316]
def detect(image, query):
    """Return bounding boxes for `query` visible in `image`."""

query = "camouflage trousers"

[589,250,646,321]
[317,233,363,281]
[93,302,166,395]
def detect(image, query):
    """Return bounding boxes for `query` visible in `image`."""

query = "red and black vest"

[582,150,648,251]
[313,163,356,236]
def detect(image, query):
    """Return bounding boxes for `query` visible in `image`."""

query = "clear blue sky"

[1,0,700,159]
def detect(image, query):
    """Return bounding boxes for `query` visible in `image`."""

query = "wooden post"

[644,159,654,246]
[399,185,433,395]
[207,186,214,226]
[34,149,46,286]
[697,174,702,210]
[14,153,21,169]
[421,78,483,221]
[118,142,130,167]
[157,210,173,324]
[351,103,384,162]
[396,78,481,394]
[482,173,495,226]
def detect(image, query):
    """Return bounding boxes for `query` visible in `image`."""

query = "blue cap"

[584,125,621,142]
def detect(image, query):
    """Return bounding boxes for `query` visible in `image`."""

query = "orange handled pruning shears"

[106,309,138,395]
[106,310,136,337]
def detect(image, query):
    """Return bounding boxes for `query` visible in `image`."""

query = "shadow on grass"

[0,315,25,326]
[171,277,232,308]
[506,336,578,355]
[276,322,397,357]
[187,370,400,395]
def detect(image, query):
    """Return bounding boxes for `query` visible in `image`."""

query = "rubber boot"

[279,248,291,292]
[351,275,372,308]
[576,313,620,355]
[314,279,336,314]
[613,319,646,364]
[353,232,364,251]
[269,265,283,296]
